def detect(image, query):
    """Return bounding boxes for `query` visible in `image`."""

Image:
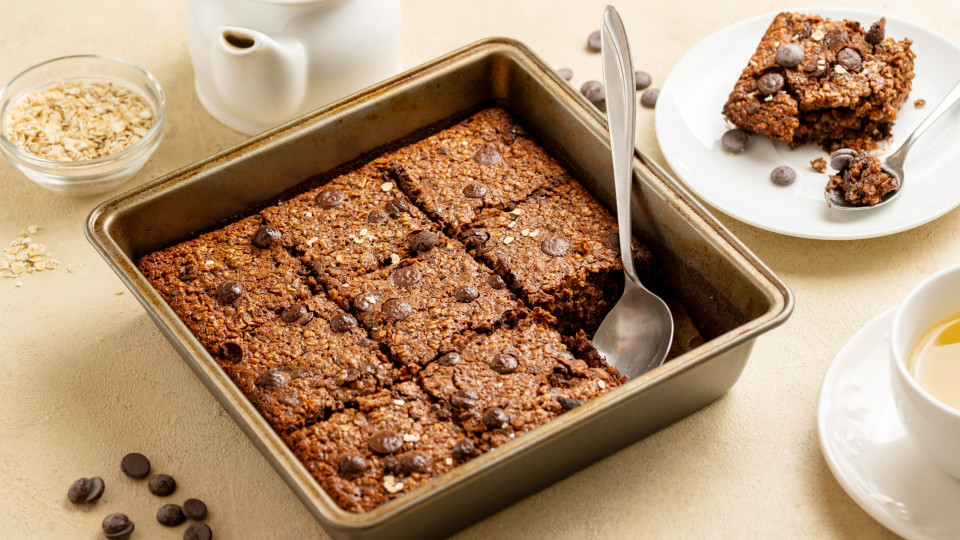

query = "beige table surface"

[2,0,959,538]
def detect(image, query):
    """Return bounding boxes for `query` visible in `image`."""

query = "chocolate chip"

[121,452,151,479]
[102,513,134,539]
[489,353,519,374]
[148,474,177,496]
[353,293,379,312]
[482,407,510,429]
[315,188,345,208]
[540,236,569,257]
[770,165,797,186]
[84,476,105,502]
[437,352,461,366]
[487,274,506,290]
[157,504,186,527]
[558,396,585,411]
[837,48,862,71]
[580,80,606,111]
[635,70,652,90]
[329,313,358,333]
[399,452,429,474]
[385,197,411,216]
[392,266,421,288]
[450,390,479,409]
[824,28,848,50]
[499,309,519,328]
[215,281,243,305]
[182,498,208,521]
[338,454,368,476]
[640,88,659,108]
[775,43,803,68]
[587,30,601,52]
[557,67,573,80]
[257,370,288,388]
[369,430,404,454]
[280,304,313,325]
[830,152,855,171]
[220,341,244,363]
[252,225,281,248]
[473,146,502,166]
[410,231,439,253]
[68,477,93,503]
[381,298,412,321]
[452,438,479,461]
[866,19,886,44]
[453,286,479,303]
[367,209,388,223]
[459,229,490,251]
[462,183,488,198]
[757,72,784,95]
[720,129,748,153]
[184,522,213,540]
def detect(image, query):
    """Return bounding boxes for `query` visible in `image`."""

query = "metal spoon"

[825,78,960,209]
[592,5,674,379]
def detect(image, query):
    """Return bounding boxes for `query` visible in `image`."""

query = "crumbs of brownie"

[810,157,827,173]
[914,98,926,107]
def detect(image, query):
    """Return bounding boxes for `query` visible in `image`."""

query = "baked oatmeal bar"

[722,12,915,151]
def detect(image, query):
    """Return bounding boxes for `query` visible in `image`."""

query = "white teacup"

[891,264,960,480]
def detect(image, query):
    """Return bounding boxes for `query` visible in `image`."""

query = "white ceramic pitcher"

[187,0,401,134]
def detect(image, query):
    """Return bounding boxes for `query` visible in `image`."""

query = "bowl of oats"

[0,54,165,195]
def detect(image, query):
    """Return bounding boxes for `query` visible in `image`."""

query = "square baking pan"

[86,38,793,540]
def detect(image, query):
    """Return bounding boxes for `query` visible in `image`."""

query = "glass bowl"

[0,55,166,196]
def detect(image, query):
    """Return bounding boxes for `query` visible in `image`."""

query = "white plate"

[656,8,960,240]
[817,308,960,539]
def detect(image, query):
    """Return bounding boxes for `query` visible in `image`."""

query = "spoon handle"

[600,5,639,285]
[888,78,960,167]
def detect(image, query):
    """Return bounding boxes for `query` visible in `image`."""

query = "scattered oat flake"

[381,182,394,192]
[115,290,124,295]
[1,227,59,280]
[389,253,400,265]
[392,399,404,406]
[598,380,606,389]
[914,98,926,107]
[811,29,825,41]
[503,236,515,245]
[444,457,453,466]
[402,433,420,442]
[511,208,523,215]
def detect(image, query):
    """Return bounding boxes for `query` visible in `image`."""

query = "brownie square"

[722,12,915,151]
[384,107,569,232]
[328,239,520,371]
[283,382,476,513]
[458,178,653,334]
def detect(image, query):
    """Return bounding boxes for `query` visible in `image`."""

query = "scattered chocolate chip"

[721,129,748,153]
[437,352,461,367]
[251,225,281,248]
[329,313,358,333]
[148,474,177,497]
[540,236,570,257]
[385,197,411,216]
[866,18,886,44]
[775,43,804,68]
[121,452,151,479]
[315,188,345,208]
[184,522,213,540]
[837,48,862,71]
[220,341,244,363]
[459,229,490,251]
[473,146,502,166]
[830,152,855,171]
[453,286,479,303]
[824,28,849,50]
[757,72,784,95]
[557,67,573,80]
[462,183,488,198]
[257,370,288,389]
[369,430,404,454]
[182,498,208,521]
[215,281,243,305]
[489,353,519,374]
[381,298,412,321]
[771,165,797,186]
[450,390,479,409]
[353,293,379,312]
[587,30,601,52]
[499,309,519,328]
[392,266,421,288]
[639,88,659,108]
[452,438,479,461]
[68,477,93,504]
[635,70,652,90]
[482,407,510,429]
[557,396,584,411]
[409,231,438,253]
[580,80,606,111]
[338,454,368,476]
[102,513,134,539]
[280,304,313,325]
[157,504,186,527]
[367,209,388,224]
[399,452,429,475]
[487,274,506,290]
[85,476,105,502]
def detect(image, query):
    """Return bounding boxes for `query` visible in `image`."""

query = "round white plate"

[656,8,960,240]
[817,308,960,539]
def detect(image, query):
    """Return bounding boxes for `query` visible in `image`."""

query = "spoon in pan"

[825,78,960,209]
[592,5,674,379]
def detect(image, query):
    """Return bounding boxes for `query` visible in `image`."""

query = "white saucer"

[656,8,960,240]
[817,308,960,539]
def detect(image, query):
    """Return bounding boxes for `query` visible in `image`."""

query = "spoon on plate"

[592,5,674,379]
[825,78,960,209]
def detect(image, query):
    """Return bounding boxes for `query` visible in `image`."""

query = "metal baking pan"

[86,38,793,540]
